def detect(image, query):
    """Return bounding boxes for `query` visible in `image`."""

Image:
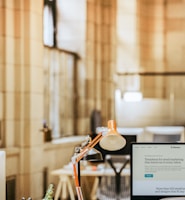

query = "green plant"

[43,184,54,200]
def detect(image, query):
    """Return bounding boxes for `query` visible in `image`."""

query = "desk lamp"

[71,120,126,200]
[74,135,103,186]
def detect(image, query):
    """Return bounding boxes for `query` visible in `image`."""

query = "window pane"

[43,49,76,138]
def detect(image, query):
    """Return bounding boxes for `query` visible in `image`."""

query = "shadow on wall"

[90,109,102,135]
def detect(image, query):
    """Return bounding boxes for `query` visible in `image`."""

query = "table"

[145,126,185,142]
[51,164,130,200]
[145,126,184,135]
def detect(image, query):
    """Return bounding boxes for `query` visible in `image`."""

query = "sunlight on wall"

[123,91,143,102]
[115,94,172,127]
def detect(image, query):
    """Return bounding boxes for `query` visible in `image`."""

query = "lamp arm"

[72,163,84,200]
[73,133,103,163]
[71,132,103,200]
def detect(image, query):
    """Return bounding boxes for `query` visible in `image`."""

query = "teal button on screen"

[144,174,153,178]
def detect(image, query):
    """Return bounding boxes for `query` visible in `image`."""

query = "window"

[43,49,77,138]
[43,0,86,52]
[43,0,56,47]
[43,0,85,138]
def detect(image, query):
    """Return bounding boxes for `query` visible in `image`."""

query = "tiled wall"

[85,0,117,125]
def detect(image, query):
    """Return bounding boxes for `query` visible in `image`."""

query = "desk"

[145,126,185,142]
[51,165,130,200]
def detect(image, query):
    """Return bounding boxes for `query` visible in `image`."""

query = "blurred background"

[1,0,185,199]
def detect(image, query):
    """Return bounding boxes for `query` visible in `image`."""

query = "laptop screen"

[131,143,185,200]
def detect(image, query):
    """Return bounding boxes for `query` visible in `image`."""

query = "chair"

[97,154,130,200]
[145,126,184,143]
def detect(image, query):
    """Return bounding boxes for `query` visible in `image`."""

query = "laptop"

[131,143,185,200]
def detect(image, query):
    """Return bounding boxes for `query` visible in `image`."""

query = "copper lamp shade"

[99,120,126,151]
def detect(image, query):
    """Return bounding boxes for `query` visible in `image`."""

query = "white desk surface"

[145,126,184,135]
[117,127,144,135]
[51,164,130,177]
[96,127,144,135]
